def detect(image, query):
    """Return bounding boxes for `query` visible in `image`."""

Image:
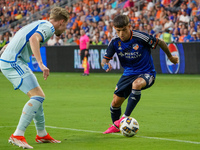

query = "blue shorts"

[0,59,39,94]
[114,73,155,99]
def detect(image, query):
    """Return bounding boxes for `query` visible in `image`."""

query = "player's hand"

[103,63,112,72]
[39,63,50,80]
[169,55,179,64]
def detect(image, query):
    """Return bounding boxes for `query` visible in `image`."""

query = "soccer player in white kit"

[0,7,69,149]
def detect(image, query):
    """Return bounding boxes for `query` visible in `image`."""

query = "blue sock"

[110,105,121,123]
[124,90,141,116]
[16,96,45,132]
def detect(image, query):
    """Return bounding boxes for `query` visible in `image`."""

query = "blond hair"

[50,7,69,22]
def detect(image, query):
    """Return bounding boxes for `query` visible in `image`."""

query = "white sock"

[13,129,25,136]
[37,129,47,137]
[122,114,129,118]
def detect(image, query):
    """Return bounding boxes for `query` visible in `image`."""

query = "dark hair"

[113,15,129,28]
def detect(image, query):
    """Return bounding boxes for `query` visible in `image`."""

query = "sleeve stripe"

[132,31,149,42]
[35,31,44,42]
[103,56,113,60]
[152,38,159,49]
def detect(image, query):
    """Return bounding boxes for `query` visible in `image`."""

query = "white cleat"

[8,134,33,149]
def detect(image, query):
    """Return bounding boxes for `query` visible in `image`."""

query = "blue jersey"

[104,30,159,76]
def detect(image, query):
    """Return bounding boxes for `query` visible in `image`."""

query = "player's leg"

[103,95,127,134]
[8,73,42,149]
[110,74,155,131]
[26,82,61,143]
[124,74,155,117]
[123,78,145,116]
[84,49,89,75]
[103,75,131,134]
[80,49,86,75]
[13,74,44,137]
[9,85,46,149]
[110,94,125,123]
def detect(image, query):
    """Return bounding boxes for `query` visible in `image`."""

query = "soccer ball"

[119,117,139,137]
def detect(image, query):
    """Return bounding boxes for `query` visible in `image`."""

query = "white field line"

[1,125,199,145]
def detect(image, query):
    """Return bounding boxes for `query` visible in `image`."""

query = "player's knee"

[132,79,146,90]
[39,93,45,98]
[111,100,118,107]
[111,95,123,107]
[132,82,143,90]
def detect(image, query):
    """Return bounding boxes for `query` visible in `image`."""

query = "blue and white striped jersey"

[104,30,159,76]
[0,20,55,63]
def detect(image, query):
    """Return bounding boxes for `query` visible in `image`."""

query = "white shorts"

[0,58,39,94]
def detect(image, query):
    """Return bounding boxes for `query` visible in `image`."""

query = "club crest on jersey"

[133,44,139,50]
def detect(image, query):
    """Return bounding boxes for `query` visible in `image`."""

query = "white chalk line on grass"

[1,125,199,145]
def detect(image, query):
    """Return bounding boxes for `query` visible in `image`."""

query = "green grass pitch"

[0,72,200,150]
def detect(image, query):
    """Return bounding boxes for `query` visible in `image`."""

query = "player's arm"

[85,40,90,56]
[0,44,8,57]
[101,39,115,72]
[158,38,179,64]
[29,33,49,80]
[86,40,90,49]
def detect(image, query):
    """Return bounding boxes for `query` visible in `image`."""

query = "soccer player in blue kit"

[0,7,69,148]
[102,15,179,134]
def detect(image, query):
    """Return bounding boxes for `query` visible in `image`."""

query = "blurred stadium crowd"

[0,0,200,48]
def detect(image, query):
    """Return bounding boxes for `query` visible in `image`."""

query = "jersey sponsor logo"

[160,43,185,74]
[124,52,141,59]
[133,44,139,50]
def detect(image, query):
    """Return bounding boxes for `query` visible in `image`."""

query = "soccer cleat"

[114,116,125,128]
[103,117,125,134]
[35,133,61,143]
[103,125,120,134]
[81,73,89,76]
[8,134,33,149]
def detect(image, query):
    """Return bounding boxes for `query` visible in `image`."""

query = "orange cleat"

[35,133,61,143]
[8,134,33,149]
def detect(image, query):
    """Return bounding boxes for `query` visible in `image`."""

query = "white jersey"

[0,20,55,63]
